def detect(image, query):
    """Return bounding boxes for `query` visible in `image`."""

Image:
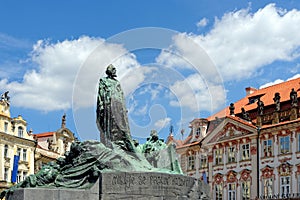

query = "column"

[251,137,258,199]
[0,144,4,180]
[195,151,200,179]
[208,153,213,196]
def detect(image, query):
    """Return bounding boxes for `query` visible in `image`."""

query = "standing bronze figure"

[96,64,135,152]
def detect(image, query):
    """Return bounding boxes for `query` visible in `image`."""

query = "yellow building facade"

[0,92,75,193]
[0,93,35,192]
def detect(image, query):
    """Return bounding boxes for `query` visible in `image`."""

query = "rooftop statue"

[273,92,281,111]
[241,107,251,121]
[229,103,235,115]
[257,97,264,115]
[290,88,298,107]
[1,91,10,106]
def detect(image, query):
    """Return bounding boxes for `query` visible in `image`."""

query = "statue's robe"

[96,77,135,152]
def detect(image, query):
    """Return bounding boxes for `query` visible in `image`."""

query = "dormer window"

[196,127,201,136]
[248,94,264,104]
[18,127,23,138]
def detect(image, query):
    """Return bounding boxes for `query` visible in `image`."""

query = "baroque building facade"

[0,93,35,192]
[168,77,300,199]
[0,92,75,193]
[33,114,75,173]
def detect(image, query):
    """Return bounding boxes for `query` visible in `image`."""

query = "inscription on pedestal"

[111,173,192,188]
[102,172,196,197]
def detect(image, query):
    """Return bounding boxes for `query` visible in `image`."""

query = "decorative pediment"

[277,162,292,176]
[226,170,237,183]
[213,173,223,185]
[207,123,252,144]
[240,169,251,181]
[261,165,274,179]
[186,149,195,156]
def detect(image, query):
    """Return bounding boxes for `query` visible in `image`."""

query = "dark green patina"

[0,64,182,199]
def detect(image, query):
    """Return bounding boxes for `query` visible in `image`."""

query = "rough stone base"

[8,172,209,200]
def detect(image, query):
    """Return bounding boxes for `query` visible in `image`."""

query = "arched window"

[18,127,23,138]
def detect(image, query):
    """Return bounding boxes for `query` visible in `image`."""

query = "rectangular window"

[241,144,250,161]
[17,148,21,157]
[228,146,236,163]
[263,178,273,197]
[214,149,223,165]
[4,168,9,181]
[196,127,201,136]
[23,171,27,181]
[280,136,290,154]
[280,176,290,196]
[18,127,23,138]
[23,149,27,161]
[263,139,273,157]
[200,155,207,169]
[242,181,250,200]
[228,183,236,200]
[4,122,8,133]
[187,155,195,170]
[17,171,21,183]
[215,184,223,200]
[4,145,8,157]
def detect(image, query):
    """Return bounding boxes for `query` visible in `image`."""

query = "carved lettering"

[111,174,193,189]
[111,174,135,189]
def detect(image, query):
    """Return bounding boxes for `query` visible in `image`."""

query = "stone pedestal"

[7,172,209,200]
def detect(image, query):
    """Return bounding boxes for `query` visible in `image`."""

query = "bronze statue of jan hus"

[96,64,135,152]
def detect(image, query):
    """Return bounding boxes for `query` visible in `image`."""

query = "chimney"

[245,87,257,96]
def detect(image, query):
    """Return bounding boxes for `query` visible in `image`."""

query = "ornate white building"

[169,77,300,199]
[0,92,35,192]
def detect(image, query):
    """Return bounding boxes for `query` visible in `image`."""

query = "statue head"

[150,130,158,142]
[106,64,117,78]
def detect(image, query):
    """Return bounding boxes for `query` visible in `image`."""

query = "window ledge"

[261,156,275,160]
[278,152,292,157]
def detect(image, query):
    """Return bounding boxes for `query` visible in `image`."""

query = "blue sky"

[1,0,300,143]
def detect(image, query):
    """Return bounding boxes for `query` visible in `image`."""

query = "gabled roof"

[174,77,300,149]
[201,116,257,146]
[208,77,300,121]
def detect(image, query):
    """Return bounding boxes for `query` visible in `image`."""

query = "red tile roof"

[176,141,201,149]
[226,115,257,128]
[34,132,55,138]
[208,77,300,121]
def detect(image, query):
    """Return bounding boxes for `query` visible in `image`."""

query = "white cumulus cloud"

[259,74,300,89]
[154,117,171,129]
[196,18,209,27]
[158,3,300,81]
[0,36,144,111]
